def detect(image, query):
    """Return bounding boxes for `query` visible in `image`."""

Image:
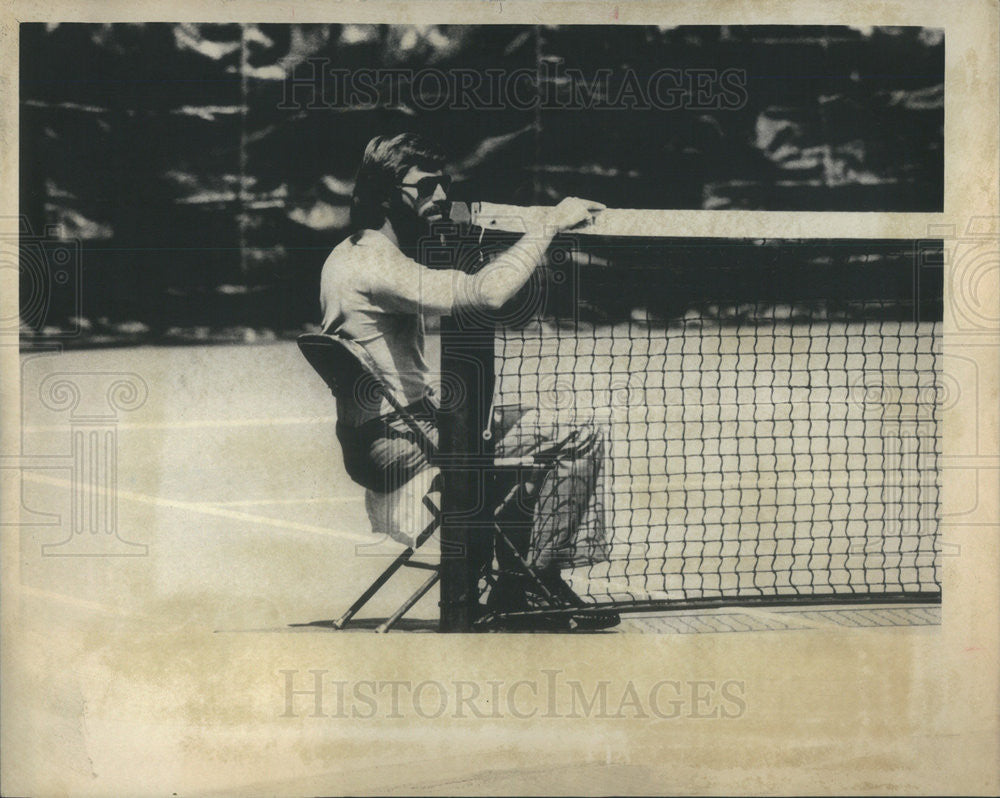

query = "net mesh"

[483,234,941,609]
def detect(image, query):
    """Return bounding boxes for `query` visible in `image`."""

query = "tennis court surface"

[16,233,942,634]
[16,332,941,634]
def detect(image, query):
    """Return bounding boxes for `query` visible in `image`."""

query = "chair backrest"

[296,333,437,457]
[297,332,379,408]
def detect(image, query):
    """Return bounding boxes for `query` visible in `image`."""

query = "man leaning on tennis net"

[319,132,617,629]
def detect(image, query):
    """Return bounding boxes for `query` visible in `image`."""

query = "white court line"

[20,471,372,544]
[209,496,361,507]
[20,415,337,432]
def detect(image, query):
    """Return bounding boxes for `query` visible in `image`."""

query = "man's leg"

[486,407,619,629]
[494,407,609,575]
[336,414,438,494]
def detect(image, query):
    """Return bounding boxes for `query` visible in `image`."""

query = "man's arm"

[456,197,605,312]
[363,197,604,317]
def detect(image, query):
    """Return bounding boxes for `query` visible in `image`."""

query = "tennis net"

[435,210,942,624]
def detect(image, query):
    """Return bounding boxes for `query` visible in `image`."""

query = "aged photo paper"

[1,1,998,795]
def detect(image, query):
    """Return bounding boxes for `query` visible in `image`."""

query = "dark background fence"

[19,24,943,345]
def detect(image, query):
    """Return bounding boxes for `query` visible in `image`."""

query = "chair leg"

[488,477,573,612]
[484,502,589,626]
[375,571,440,634]
[331,508,439,630]
[493,531,562,606]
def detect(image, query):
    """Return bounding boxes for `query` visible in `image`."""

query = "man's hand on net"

[548,197,606,232]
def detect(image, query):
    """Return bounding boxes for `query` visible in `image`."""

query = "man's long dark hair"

[350,133,447,232]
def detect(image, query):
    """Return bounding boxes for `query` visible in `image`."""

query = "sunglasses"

[400,174,452,197]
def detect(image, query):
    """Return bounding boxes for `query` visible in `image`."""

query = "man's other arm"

[365,197,604,316]
[457,197,604,312]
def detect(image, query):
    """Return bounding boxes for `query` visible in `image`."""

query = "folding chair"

[474,456,620,632]
[297,332,442,633]
[298,333,615,632]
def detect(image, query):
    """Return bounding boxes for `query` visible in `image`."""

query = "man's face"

[399,166,451,225]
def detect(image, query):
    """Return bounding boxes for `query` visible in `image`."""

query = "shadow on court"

[289,617,440,633]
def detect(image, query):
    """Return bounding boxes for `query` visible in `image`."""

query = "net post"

[437,316,495,632]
